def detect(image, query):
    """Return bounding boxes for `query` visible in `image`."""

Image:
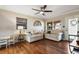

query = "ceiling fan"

[32,5,53,16]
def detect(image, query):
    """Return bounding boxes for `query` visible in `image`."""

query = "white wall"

[0,9,44,36]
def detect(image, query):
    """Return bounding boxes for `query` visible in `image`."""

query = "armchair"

[25,32,43,43]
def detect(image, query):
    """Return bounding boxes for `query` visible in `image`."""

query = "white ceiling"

[0,5,79,20]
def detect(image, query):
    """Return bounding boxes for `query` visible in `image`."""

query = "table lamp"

[18,26,23,34]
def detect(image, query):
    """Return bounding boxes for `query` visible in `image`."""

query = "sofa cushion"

[51,30,63,34]
[31,33,43,37]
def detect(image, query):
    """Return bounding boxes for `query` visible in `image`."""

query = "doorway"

[68,18,78,41]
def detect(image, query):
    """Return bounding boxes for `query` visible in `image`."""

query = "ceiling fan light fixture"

[40,11,44,14]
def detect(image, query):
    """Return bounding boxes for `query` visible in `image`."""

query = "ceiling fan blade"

[32,8,41,11]
[43,5,47,9]
[44,10,52,12]
[35,11,40,14]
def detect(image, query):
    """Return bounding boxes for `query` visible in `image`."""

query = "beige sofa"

[25,30,43,43]
[45,30,64,41]
[26,33,43,43]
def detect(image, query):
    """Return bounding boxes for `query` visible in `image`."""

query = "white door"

[68,18,78,40]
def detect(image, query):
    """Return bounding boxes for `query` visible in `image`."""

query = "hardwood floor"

[0,39,69,54]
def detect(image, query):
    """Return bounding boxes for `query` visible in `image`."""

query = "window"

[54,21,61,30]
[47,22,52,30]
[68,18,78,40]
[33,21,42,26]
[68,18,78,35]
[16,17,27,29]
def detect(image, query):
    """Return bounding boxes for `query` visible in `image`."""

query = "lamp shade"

[18,26,23,29]
[40,12,44,14]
